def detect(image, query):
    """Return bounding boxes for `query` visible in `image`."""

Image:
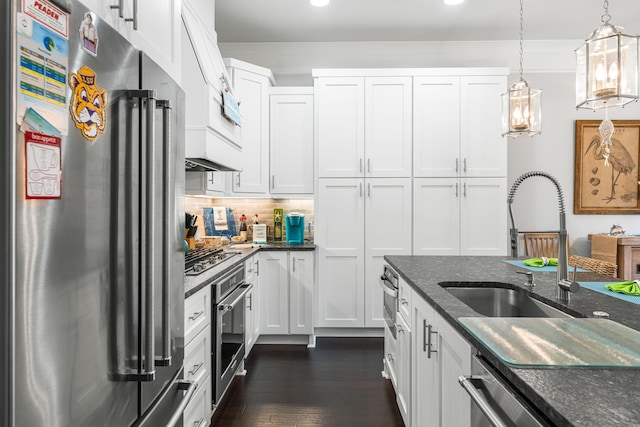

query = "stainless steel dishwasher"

[459,355,550,427]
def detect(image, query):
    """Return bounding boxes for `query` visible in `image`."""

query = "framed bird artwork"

[574,120,640,214]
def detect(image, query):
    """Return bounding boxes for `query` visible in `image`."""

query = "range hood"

[181,2,242,172]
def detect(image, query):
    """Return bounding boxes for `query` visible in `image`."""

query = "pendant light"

[501,0,542,138]
[575,0,639,110]
[576,0,639,166]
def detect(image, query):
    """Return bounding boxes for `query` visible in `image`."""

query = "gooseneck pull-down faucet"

[507,171,580,303]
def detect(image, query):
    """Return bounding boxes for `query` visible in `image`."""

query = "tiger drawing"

[68,65,108,141]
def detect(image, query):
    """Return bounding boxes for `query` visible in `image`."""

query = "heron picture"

[574,120,640,214]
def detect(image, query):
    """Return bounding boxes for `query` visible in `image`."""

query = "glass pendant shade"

[502,79,542,137]
[576,23,640,109]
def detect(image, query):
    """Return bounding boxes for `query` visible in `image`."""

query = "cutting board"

[459,317,640,367]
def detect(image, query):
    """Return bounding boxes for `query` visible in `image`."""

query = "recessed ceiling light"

[444,0,464,5]
[310,0,330,6]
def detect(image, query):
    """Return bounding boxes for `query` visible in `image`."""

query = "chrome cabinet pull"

[193,418,206,427]
[188,362,204,376]
[423,319,428,352]
[236,172,241,188]
[463,157,467,173]
[208,173,215,185]
[367,158,371,173]
[455,158,459,173]
[395,323,404,334]
[110,0,124,18]
[292,257,296,273]
[427,324,437,359]
[400,298,408,305]
[124,0,138,30]
[189,310,204,321]
[455,182,459,198]
[255,260,259,276]
[247,293,253,311]
[368,182,371,198]
[271,174,275,190]
[463,182,467,197]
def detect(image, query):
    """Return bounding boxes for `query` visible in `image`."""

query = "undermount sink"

[440,283,573,318]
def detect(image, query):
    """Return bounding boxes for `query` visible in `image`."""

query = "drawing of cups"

[31,145,58,171]
[43,179,56,195]
[29,182,43,195]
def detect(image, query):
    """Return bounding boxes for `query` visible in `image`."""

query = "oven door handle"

[379,276,398,297]
[219,283,252,312]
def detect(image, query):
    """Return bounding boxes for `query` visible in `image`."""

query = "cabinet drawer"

[398,278,412,323]
[184,327,210,385]
[184,373,212,427]
[384,327,398,390]
[185,286,210,344]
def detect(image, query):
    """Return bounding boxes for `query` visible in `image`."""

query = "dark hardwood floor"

[211,337,404,427]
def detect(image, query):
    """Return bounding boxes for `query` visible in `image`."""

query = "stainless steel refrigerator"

[1,1,191,426]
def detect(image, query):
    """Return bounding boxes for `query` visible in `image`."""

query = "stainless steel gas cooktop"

[185,248,240,276]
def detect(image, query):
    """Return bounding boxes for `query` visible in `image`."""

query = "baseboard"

[313,327,384,337]
[256,335,312,345]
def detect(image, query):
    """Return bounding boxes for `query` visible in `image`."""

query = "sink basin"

[441,284,572,318]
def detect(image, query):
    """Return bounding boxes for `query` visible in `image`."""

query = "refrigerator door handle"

[127,89,157,381]
[156,99,172,367]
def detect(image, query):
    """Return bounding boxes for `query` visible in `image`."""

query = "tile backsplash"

[185,196,314,242]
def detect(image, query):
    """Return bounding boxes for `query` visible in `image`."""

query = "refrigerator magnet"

[78,12,98,56]
[25,131,62,199]
[68,65,108,141]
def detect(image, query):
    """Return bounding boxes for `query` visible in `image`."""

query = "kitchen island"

[385,255,640,427]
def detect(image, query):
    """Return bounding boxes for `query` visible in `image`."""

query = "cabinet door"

[460,76,507,177]
[413,178,460,255]
[396,313,412,427]
[289,251,314,335]
[364,178,412,328]
[185,171,226,196]
[231,68,271,193]
[259,252,289,334]
[460,178,507,255]
[412,294,439,427]
[365,77,412,177]
[120,0,182,84]
[436,312,472,427]
[413,76,460,178]
[316,179,365,327]
[270,93,314,194]
[316,77,365,178]
[245,287,256,355]
[78,0,120,28]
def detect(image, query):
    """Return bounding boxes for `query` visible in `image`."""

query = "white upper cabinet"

[413,77,461,178]
[270,88,314,195]
[365,77,413,177]
[414,74,507,178]
[315,74,412,178]
[460,76,506,177]
[316,77,365,178]
[80,0,182,84]
[226,59,274,194]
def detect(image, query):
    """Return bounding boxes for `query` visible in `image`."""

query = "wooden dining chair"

[524,233,564,258]
[568,255,618,278]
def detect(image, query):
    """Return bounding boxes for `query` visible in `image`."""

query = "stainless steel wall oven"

[380,265,399,339]
[212,263,252,404]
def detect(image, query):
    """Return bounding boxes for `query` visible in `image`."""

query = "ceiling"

[215,0,640,44]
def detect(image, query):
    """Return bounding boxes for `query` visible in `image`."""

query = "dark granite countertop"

[185,243,316,298]
[384,255,640,427]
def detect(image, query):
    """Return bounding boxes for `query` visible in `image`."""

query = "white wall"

[219,40,640,255]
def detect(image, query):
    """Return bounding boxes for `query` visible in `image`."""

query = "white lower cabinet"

[396,309,411,426]
[244,254,260,356]
[259,251,314,336]
[316,178,412,328]
[411,289,472,427]
[183,285,211,425]
[413,177,507,256]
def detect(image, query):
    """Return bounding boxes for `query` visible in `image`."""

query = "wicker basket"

[568,255,618,278]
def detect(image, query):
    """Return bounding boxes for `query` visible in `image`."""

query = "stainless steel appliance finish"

[380,265,399,339]
[460,356,548,427]
[442,286,573,318]
[212,263,250,404]
[185,247,240,276]
[3,2,192,426]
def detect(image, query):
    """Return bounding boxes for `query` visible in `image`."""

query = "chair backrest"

[568,255,618,278]
[524,233,562,258]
